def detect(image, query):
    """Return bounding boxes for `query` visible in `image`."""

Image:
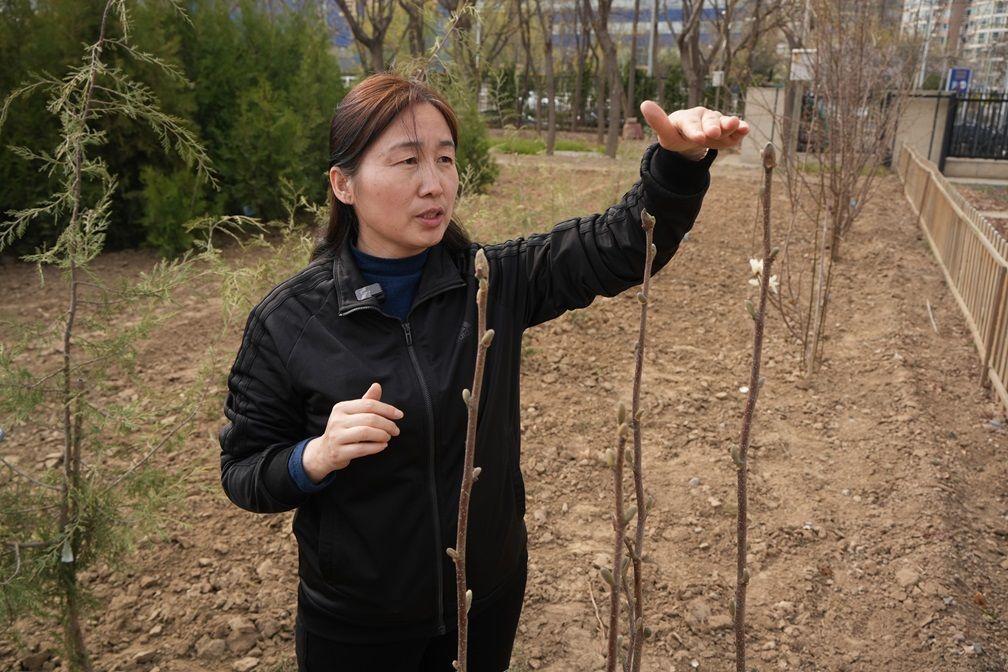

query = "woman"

[218,73,748,671]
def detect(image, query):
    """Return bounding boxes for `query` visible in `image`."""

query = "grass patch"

[490,136,604,155]
[490,136,546,155]
[796,157,890,176]
[554,138,603,153]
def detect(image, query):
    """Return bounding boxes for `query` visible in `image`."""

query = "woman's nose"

[417,160,444,197]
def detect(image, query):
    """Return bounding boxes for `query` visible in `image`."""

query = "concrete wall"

[740,86,786,165]
[893,94,952,165]
[945,157,1008,179]
[739,88,1004,178]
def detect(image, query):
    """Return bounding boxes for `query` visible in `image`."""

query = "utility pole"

[917,2,936,89]
[647,0,659,76]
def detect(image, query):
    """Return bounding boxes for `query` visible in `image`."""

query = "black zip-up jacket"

[218,143,717,642]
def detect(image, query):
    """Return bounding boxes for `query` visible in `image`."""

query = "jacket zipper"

[402,320,447,634]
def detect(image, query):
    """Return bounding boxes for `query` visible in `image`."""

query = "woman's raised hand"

[639,100,750,159]
[302,382,404,482]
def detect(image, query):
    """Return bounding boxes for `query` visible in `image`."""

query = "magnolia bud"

[650,243,657,257]
[746,300,758,321]
[446,547,458,561]
[462,389,471,405]
[481,329,495,347]
[622,505,637,526]
[472,466,482,481]
[617,402,626,425]
[600,567,615,587]
[474,248,489,279]
[624,448,633,464]
[465,589,473,612]
[636,291,647,305]
[641,209,656,231]
[604,448,616,468]
[761,141,777,169]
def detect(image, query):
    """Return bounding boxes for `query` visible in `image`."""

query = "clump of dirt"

[1,151,1005,672]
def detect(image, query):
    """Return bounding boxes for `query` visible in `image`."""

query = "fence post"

[938,93,957,174]
[918,169,932,224]
[981,265,1008,389]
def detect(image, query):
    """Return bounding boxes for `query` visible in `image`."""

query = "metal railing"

[947,94,1008,160]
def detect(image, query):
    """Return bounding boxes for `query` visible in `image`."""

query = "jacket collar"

[333,233,467,316]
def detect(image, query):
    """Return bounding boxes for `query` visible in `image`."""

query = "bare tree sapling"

[732,143,777,672]
[447,249,494,672]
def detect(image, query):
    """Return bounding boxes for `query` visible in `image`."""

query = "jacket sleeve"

[490,143,716,329]
[288,436,338,493]
[218,310,315,513]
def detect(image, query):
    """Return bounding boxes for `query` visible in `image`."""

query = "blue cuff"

[288,437,336,493]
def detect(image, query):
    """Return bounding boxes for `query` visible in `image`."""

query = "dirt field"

[957,184,1008,215]
[2,143,1007,672]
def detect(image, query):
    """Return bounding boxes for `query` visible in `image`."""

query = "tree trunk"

[656,56,667,107]
[545,38,556,153]
[627,0,641,116]
[58,262,92,672]
[683,35,705,107]
[571,5,590,131]
[602,35,620,157]
[572,52,585,131]
[535,81,543,133]
[370,40,385,72]
[61,562,93,672]
[595,50,606,144]
[516,0,536,127]
[400,0,426,56]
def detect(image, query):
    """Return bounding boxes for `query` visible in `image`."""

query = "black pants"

[295,563,527,672]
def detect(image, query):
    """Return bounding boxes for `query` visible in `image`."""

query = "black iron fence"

[947,94,1008,160]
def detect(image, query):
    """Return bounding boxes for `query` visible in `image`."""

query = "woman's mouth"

[417,208,445,226]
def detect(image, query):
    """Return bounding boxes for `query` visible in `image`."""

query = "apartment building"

[902,0,1008,90]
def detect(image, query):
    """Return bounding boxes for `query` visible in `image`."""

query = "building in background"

[960,0,1008,89]
[902,0,1007,91]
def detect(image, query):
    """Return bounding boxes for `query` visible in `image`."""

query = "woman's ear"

[329,166,354,205]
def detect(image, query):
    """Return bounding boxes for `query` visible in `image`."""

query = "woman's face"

[329,102,459,259]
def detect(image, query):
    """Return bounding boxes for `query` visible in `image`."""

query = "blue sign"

[947,67,972,94]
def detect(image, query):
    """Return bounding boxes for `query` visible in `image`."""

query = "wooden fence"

[895,143,1008,415]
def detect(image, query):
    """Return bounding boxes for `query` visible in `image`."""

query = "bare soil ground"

[957,184,1008,214]
[2,144,1007,672]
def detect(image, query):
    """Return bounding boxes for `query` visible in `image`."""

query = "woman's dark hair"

[310,73,472,262]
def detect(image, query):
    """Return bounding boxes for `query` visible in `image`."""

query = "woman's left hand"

[640,100,750,160]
